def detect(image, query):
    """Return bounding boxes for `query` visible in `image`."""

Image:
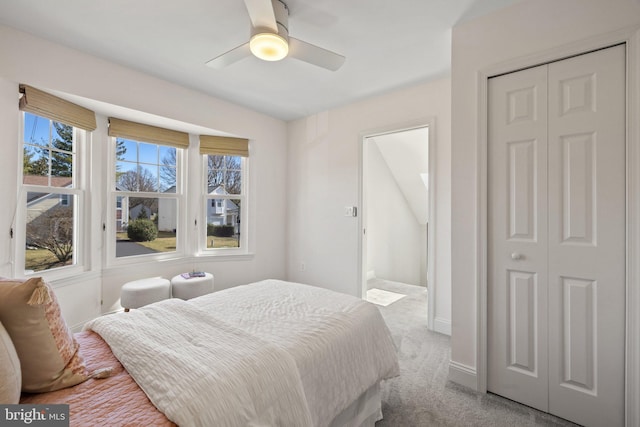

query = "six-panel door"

[488,45,625,427]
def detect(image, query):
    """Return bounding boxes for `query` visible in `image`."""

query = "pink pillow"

[0,277,88,393]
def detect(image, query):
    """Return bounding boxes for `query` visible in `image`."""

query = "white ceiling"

[0,0,521,121]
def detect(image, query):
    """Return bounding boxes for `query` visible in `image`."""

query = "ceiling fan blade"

[243,0,278,32]
[205,42,252,69]
[288,37,345,71]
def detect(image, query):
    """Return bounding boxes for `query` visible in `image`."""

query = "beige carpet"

[369,278,579,427]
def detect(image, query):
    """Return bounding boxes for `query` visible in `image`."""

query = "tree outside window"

[22,113,79,272]
[114,137,179,258]
[204,155,244,249]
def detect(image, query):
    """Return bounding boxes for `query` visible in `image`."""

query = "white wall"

[450,0,640,388]
[286,77,452,332]
[0,25,288,330]
[366,141,423,286]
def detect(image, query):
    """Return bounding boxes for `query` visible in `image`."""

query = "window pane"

[23,113,50,148]
[51,122,74,153]
[160,166,176,193]
[140,166,159,192]
[23,113,75,188]
[116,196,177,258]
[205,198,240,249]
[117,167,140,191]
[225,166,242,195]
[160,146,176,166]
[50,151,73,183]
[117,138,137,162]
[205,155,242,195]
[23,147,49,185]
[26,192,75,272]
[205,155,224,191]
[116,140,178,194]
[115,161,137,190]
[139,142,158,164]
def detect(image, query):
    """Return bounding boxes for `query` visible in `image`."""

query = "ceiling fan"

[206,0,345,71]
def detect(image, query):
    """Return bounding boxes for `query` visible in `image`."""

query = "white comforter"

[85,299,313,427]
[87,280,399,427]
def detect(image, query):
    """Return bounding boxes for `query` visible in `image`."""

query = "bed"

[18,279,399,426]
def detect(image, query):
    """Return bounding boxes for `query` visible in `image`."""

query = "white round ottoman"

[171,273,214,300]
[121,277,171,311]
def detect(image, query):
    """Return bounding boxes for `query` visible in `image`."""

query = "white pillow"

[0,321,21,404]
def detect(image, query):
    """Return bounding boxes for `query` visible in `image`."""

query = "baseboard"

[448,360,478,390]
[433,317,451,336]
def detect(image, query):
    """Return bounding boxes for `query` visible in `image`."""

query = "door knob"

[511,252,523,260]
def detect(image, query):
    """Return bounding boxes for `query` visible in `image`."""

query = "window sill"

[103,250,255,274]
[195,251,255,262]
[25,268,101,289]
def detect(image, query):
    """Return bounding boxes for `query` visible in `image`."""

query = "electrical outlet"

[300,262,306,271]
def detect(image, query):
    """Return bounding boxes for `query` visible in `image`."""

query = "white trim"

[106,136,188,267]
[15,113,89,281]
[358,117,437,331]
[48,270,102,289]
[427,118,437,333]
[476,68,490,394]
[433,317,451,336]
[474,26,640,426]
[198,153,250,255]
[448,361,477,390]
[625,28,640,427]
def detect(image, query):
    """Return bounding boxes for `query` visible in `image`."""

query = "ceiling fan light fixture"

[250,32,289,61]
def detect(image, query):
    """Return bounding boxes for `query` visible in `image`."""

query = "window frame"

[106,136,186,267]
[16,112,88,280]
[199,154,249,255]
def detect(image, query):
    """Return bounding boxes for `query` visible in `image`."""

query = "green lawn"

[26,230,240,270]
[206,236,240,248]
[117,231,176,252]
[117,231,239,250]
[27,232,237,269]
[25,249,72,272]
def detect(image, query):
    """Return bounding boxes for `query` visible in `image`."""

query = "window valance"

[19,84,97,131]
[108,117,189,148]
[199,135,249,157]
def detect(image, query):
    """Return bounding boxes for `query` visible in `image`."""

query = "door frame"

[358,117,436,330]
[476,28,640,426]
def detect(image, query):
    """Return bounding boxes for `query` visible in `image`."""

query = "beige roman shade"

[19,85,97,131]
[199,135,249,157]
[108,117,189,148]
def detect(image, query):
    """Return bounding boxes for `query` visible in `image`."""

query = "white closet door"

[488,45,625,427]
[547,45,625,427]
[488,64,550,412]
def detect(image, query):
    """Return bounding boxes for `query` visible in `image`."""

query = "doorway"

[359,122,435,328]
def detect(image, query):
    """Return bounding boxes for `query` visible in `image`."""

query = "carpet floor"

[368,278,580,427]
